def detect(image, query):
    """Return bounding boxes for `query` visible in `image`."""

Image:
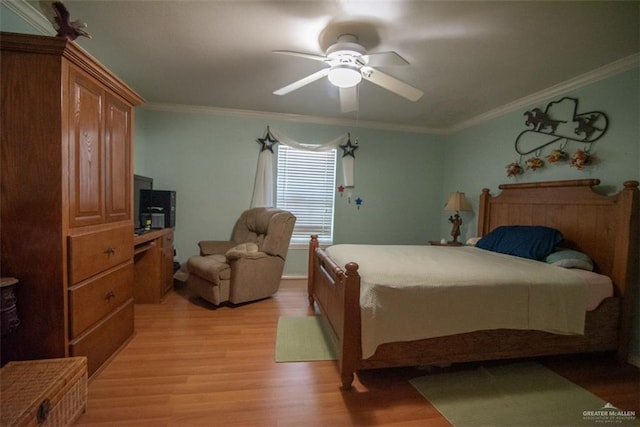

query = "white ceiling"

[21,1,640,132]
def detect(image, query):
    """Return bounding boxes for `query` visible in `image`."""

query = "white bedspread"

[325,245,588,359]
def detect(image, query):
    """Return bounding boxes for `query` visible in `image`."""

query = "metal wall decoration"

[256,126,279,152]
[340,133,358,187]
[339,133,359,158]
[507,97,608,176]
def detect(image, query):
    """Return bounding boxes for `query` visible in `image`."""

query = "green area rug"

[410,362,639,427]
[275,316,337,362]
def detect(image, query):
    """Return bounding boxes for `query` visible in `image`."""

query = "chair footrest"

[187,254,230,284]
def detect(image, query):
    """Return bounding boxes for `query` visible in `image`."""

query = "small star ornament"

[256,129,279,153]
[339,136,359,158]
[355,197,363,209]
[337,185,345,196]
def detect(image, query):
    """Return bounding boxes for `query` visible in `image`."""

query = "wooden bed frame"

[307,179,639,390]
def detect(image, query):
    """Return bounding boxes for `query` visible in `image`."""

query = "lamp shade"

[444,192,472,212]
[328,64,362,88]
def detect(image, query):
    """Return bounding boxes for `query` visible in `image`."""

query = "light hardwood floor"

[76,280,639,426]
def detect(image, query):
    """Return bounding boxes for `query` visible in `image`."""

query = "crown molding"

[143,53,638,136]
[140,102,447,135]
[1,0,55,35]
[449,53,640,134]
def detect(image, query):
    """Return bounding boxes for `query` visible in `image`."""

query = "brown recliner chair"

[186,207,296,305]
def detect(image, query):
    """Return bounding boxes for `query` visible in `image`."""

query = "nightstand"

[428,240,463,246]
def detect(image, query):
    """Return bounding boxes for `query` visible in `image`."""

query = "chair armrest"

[225,242,268,261]
[226,250,269,261]
[198,240,236,256]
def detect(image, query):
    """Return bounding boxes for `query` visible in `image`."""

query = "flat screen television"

[133,174,153,230]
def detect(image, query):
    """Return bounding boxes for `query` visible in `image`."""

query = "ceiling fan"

[273,34,424,113]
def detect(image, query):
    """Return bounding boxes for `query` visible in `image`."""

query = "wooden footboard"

[308,235,361,390]
[307,179,638,390]
[361,297,621,369]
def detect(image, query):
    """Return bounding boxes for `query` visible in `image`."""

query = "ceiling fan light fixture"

[328,64,362,88]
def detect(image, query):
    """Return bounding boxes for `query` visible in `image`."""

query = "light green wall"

[132,110,147,174]
[1,2,38,33]
[442,68,639,241]
[134,109,444,275]
[442,68,640,359]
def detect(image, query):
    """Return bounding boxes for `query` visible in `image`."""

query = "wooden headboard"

[477,179,639,297]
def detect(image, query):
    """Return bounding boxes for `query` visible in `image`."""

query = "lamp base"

[448,212,463,244]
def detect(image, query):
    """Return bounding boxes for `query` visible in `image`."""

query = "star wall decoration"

[339,137,359,158]
[256,129,279,153]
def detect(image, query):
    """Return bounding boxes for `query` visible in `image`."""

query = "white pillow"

[545,249,594,271]
[465,236,482,246]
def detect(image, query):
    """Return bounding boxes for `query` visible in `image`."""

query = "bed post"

[477,188,492,235]
[308,235,319,307]
[613,181,639,363]
[340,262,361,391]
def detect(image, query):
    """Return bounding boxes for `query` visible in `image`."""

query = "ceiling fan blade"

[339,86,358,113]
[362,51,409,67]
[272,50,328,62]
[361,67,423,101]
[273,68,330,96]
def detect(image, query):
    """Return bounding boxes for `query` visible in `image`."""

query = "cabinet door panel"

[69,69,104,227]
[105,93,131,223]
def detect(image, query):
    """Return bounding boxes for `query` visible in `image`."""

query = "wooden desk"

[133,229,174,303]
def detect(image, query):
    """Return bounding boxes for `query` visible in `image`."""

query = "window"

[276,145,337,246]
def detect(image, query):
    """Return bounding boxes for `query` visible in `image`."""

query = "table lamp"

[444,192,472,244]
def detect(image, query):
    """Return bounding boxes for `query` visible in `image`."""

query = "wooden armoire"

[1,32,144,376]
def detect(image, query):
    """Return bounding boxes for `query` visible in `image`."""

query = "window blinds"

[276,145,337,245]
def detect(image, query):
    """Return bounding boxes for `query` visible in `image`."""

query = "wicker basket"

[1,357,87,427]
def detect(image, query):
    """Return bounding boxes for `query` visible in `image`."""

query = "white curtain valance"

[250,127,356,208]
[270,128,349,152]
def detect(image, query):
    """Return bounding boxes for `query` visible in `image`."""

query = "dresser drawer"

[69,300,134,377]
[68,262,133,338]
[69,225,134,283]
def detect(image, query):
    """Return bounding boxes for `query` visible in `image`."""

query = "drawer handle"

[104,247,116,255]
[105,291,116,301]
